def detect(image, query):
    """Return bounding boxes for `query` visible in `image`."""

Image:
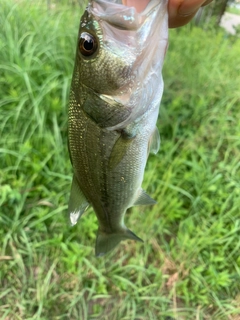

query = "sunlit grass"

[226,6,240,16]
[0,1,240,319]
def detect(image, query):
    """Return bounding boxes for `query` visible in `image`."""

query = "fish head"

[72,0,168,129]
[75,2,138,95]
[74,0,168,95]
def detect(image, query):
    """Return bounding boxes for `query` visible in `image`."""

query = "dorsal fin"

[148,126,160,155]
[68,174,89,226]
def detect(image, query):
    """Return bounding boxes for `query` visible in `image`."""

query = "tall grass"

[226,6,240,16]
[0,1,240,319]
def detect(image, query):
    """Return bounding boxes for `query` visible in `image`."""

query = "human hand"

[168,0,213,28]
[122,0,213,28]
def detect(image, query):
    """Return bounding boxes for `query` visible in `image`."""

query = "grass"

[0,1,240,319]
[226,6,240,16]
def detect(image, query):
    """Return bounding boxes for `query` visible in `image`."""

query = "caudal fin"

[95,228,143,257]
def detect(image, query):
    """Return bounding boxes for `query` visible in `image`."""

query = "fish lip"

[90,0,162,30]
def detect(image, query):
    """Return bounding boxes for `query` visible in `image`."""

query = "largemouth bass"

[68,0,168,256]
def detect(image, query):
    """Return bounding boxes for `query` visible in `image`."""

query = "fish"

[68,0,168,256]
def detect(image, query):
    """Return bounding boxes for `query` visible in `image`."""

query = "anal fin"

[68,174,89,226]
[133,189,156,206]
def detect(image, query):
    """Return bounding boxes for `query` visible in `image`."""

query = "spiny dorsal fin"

[133,189,156,206]
[148,126,160,155]
[68,174,89,226]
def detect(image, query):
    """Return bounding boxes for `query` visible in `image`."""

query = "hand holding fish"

[123,0,213,27]
[168,0,213,27]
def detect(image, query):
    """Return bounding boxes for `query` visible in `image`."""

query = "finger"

[169,0,213,28]
[122,0,149,13]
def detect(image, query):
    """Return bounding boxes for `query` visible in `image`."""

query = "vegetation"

[203,0,233,24]
[226,5,240,15]
[194,0,236,27]
[0,1,240,319]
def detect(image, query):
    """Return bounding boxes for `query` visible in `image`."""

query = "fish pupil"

[83,39,93,51]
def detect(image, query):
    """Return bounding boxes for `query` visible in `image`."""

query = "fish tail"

[95,228,143,257]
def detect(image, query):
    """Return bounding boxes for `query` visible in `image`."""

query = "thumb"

[169,0,213,28]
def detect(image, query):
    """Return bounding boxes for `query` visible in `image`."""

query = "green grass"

[0,1,240,319]
[226,6,240,16]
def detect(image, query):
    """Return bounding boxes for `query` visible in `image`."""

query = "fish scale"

[68,0,168,256]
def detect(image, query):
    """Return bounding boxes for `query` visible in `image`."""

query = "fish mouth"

[90,0,163,30]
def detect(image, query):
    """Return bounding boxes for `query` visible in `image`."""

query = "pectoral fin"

[148,126,160,155]
[95,228,143,257]
[133,189,156,206]
[109,130,135,170]
[68,174,89,226]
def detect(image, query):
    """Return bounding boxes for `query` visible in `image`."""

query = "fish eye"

[79,32,98,57]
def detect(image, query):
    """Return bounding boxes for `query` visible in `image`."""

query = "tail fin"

[95,228,143,257]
